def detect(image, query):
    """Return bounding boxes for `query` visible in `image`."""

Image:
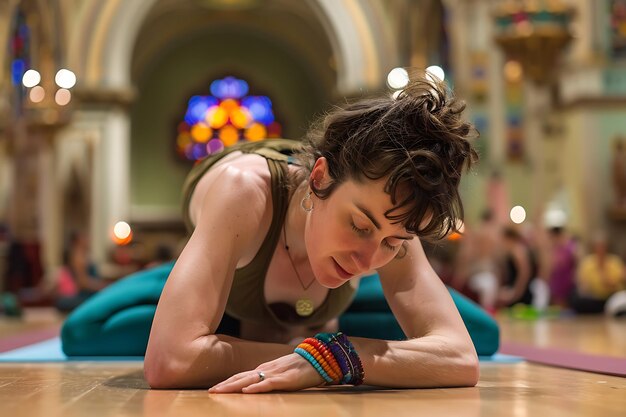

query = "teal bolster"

[339,274,500,356]
[61,263,499,356]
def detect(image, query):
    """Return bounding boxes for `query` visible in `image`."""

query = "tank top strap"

[238,154,290,276]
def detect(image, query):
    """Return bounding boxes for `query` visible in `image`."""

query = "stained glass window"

[9,8,31,116]
[176,76,282,161]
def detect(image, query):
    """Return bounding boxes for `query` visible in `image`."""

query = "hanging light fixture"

[493,0,575,84]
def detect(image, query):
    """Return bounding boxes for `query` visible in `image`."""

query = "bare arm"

[354,238,479,388]
[200,238,477,393]
[144,169,293,388]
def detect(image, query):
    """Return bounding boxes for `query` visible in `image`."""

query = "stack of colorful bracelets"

[294,331,364,385]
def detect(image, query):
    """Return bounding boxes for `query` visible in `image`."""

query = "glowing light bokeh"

[29,85,45,103]
[22,69,40,87]
[206,106,228,129]
[219,125,239,146]
[55,88,71,106]
[191,123,212,143]
[426,65,445,82]
[113,221,131,239]
[55,69,76,89]
[176,76,282,160]
[230,107,251,129]
[387,67,409,89]
[112,221,133,245]
[510,206,527,224]
[245,123,267,142]
[185,96,219,125]
[210,76,249,99]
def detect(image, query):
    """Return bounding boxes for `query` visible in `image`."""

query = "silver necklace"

[283,223,316,317]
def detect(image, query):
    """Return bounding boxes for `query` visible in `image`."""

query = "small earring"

[301,190,314,212]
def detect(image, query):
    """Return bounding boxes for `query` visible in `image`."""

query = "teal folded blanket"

[61,262,499,356]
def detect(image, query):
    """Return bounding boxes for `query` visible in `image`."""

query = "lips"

[332,258,353,279]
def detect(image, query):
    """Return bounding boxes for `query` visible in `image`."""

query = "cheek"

[306,213,352,257]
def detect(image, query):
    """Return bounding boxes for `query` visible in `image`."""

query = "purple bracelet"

[315,332,364,385]
[332,333,364,385]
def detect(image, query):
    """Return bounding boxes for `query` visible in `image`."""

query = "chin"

[317,276,345,289]
[315,272,349,290]
[311,262,348,289]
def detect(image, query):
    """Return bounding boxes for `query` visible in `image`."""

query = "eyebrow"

[355,203,414,240]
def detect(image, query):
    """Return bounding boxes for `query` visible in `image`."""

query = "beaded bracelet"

[298,342,340,382]
[304,338,342,377]
[315,333,353,384]
[294,347,335,384]
[315,332,365,385]
[333,332,364,385]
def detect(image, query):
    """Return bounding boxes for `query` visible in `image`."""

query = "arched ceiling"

[130,0,336,97]
[68,0,397,95]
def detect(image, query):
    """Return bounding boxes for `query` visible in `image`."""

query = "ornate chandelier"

[493,0,575,84]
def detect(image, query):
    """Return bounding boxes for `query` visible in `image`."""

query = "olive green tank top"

[182,139,357,329]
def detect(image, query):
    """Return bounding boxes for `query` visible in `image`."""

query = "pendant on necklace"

[295,298,314,317]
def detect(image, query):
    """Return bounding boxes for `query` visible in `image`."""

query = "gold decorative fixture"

[493,0,575,84]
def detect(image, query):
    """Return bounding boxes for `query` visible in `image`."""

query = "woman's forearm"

[144,333,293,389]
[145,332,478,390]
[351,335,479,388]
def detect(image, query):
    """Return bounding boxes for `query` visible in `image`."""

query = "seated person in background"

[55,232,107,312]
[452,209,501,313]
[570,233,626,314]
[546,226,577,308]
[498,227,537,307]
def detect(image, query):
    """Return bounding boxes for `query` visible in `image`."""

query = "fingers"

[209,371,267,393]
[241,379,275,394]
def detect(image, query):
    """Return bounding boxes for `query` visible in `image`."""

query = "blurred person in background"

[570,232,626,314]
[55,232,107,312]
[498,226,537,307]
[546,226,578,308]
[453,209,502,313]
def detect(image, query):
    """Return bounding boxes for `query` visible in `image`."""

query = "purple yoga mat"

[0,327,60,353]
[500,342,626,377]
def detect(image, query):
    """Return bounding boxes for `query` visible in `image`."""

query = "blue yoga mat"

[0,337,523,364]
[0,337,143,362]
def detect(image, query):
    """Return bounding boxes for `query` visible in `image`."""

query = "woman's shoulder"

[189,152,274,225]
[194,153,284,265]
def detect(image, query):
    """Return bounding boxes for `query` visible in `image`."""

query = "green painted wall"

[130,28,332,213]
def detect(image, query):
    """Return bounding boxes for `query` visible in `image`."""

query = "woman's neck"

[283,182,309,263]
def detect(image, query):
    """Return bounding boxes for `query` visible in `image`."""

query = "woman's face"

[304,171,414,289]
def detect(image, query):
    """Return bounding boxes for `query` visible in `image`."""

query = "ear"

[311,157,329,186]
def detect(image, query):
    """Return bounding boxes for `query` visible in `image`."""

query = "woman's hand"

[208,353,325,394]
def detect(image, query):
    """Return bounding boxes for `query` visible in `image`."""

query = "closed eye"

[382,239,400,251]
[351,223,369,235]
[351,222,399,251]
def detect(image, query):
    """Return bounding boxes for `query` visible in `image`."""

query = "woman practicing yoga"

[142,74,480,392]
[61,73,492,392]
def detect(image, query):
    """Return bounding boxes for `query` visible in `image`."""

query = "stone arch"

[69,0,398,94]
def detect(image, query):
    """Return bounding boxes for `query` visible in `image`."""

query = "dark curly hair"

[294,72,478,241]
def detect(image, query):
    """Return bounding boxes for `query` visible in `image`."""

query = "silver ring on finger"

[258,371,265,382]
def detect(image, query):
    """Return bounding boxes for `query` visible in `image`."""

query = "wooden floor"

[1,311,625,417]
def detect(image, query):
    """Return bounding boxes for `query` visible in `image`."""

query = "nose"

[350,242,377,272]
